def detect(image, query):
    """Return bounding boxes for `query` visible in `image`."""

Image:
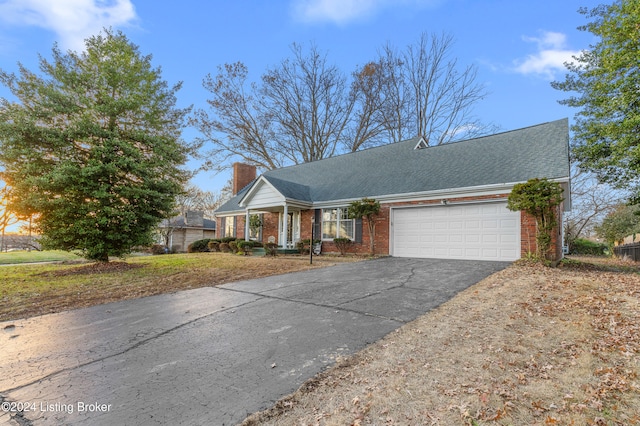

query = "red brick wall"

[222,194,563,261]
[232,163,256,195]
[520,205,564,261]
[262,213,279,244]
[236,216,246,240]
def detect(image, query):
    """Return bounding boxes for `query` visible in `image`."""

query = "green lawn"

[0,253,352,321]
[0,250,82,265]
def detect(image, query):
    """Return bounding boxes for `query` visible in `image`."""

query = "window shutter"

[355,218,363,243]
[314,209,322,240]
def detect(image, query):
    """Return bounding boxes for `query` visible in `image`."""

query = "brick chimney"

[232,162,257,195]
[184,210,204,227]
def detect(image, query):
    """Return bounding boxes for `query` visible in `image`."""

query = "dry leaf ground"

[242,256,640,426]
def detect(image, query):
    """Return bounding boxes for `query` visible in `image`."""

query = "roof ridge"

[264,136,421,176]
[414,118,569,150]
[263,119,568,173]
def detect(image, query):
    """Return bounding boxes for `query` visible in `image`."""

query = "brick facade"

[221,194,564,261]
[520,205,564,261]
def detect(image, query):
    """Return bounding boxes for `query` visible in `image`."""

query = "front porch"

[243,205,310,250]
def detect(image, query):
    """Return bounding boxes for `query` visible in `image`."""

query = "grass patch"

[0,252,359,322]
[0,250,82,265]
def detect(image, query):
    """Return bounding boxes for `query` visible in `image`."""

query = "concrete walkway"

[0,257,509,425]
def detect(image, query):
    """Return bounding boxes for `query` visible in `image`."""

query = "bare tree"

[345,61,395,152]
[408,33,492,144]
[175,184,229,219]
[564,166,625,249]
[261,43,354,164]
[190,63,280,172]
[372,32,494,145]
[194,34,495,170]
[193,45,353,170]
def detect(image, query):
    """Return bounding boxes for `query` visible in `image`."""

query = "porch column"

[245,209,250,241]
[282,204,288,249]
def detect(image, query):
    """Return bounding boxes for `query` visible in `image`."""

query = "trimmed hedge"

[237,240,254,255]
[187,238,214,253]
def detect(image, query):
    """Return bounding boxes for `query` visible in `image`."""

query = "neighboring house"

[158,210,216,252]
[215,119,571,261]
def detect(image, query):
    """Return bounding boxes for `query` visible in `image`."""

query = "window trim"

[321,207,355,241]
[224,216,236,238]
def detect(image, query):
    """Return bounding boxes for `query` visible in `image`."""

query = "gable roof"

[216,119,570,213]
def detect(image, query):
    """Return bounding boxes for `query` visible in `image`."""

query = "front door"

[280,211,300,248]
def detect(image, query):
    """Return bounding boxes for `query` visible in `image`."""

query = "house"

[215,119,571,261]
[157,210,216,252]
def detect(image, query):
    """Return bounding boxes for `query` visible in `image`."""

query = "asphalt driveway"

[0,257,509,425]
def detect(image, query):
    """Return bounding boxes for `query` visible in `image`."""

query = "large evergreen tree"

[0,29,193,261]
[552,0,640,201]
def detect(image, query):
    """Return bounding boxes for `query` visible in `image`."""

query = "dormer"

[414,136,428,150]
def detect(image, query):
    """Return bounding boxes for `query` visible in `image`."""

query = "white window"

[322,208,354,240]
[224,217,235,238]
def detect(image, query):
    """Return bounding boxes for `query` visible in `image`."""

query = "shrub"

[220,237,236,243]
[150,244,168,255]
[348,198,380,255]
[333,238,352,255]
[187,238,214,253]
[571,238,607,256]
[264,242,278,257]
[229,240,238,253]
[297,239,321,255]
[170,245,182,254]
[296,240,308,254]
[507,178,563,260]
[219,242,231,253]
[237,240,254,255]
[207,241,220,252]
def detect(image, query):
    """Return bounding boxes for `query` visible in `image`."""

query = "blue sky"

[0,0,601,194]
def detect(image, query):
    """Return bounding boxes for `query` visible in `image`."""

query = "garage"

[392,202,521,261]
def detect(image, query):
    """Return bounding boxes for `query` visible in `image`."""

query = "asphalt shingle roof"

[159,216,216,229]
[216,119,570,213]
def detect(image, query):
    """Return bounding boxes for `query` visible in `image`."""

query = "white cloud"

[291,0,439,25]
[0,0,137,52]
[513,31,580,80]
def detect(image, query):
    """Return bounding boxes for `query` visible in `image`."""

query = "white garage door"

[392,202,520,261]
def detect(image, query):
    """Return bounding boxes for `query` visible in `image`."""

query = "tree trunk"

[367,218,376,255]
